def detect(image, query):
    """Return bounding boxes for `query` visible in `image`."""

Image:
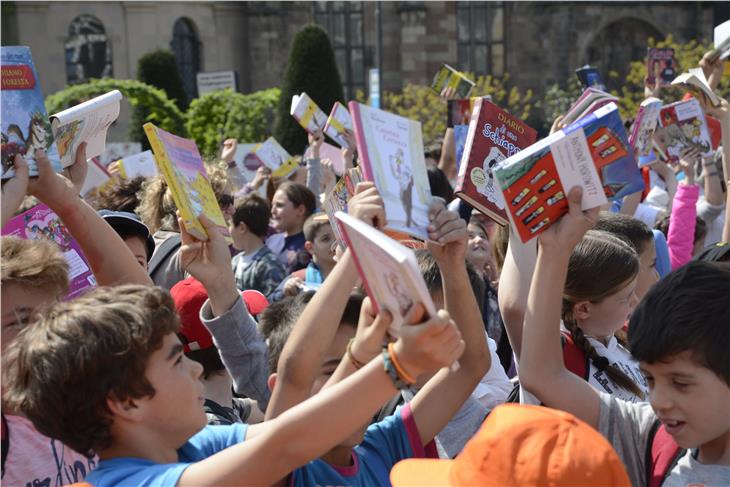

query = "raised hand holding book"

[290,92,328,135]
[254,137,298,179]
[324,101,354,149]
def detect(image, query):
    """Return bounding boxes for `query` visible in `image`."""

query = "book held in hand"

[455,98,538,226]
[323,177,352,249]
[654,98,712,163]
[232,142,262,183]
[628,97,662,163]
[334,211,436,335]
[50,90,122,166]
[1,46,64,178]
[143,123,231,243]
[646,48,677,87]
[431,64,475,99]
[2,203,97,299]
[117,150,158,179]
[562,87,619,126]
[290,92,328,135]
[494,103,643,242]
[324,101,353,149]
[671,67,721,107]
[348,102,433,240]
[254,137,299,179]
[708,19,730,63]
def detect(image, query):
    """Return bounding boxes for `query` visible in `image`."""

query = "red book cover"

[455,98,538,225]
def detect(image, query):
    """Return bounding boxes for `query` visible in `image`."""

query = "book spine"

[454,98,482,192]
[336,216,380,316]
[348,101,374,181]
[628,105,645,147]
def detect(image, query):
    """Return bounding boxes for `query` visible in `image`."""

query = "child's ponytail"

[562,230,644,398]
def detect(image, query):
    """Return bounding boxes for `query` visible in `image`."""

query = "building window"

[313,1,365,99]
[171,18,201,103]
[65,15,113,85]
[456,2,504,77]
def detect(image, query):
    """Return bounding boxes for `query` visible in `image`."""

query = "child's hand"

[221,138,238,164]
[283,277,303,297]
[1,154,30,227]
[550,115,567,135]
[392,304,465,380]
[427,198,467,263]
[678,147,701,185]
[250,165,271,190]
[309,130,324,158]
[538,187,598,254]
[27,149,79,211]
[644,62,663,98]
[439,86,458,101]
[350,297,392,364]
[179,213,236,290]
[349,182,386,228]
[341,129,357,170]
[699,51,724,91]
[702,96,730,121]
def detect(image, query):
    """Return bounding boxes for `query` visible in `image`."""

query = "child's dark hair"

[87,176,147,214]
[415,249,485,315]
[655,214,707,247]
[303,214,330,243]
[2,285,179,456]
[594,212,654,254]
[232,193,271,238]
[629,262,730,385]
[427,167,454,202]
[276,181,317,217]
[563,230,643,397]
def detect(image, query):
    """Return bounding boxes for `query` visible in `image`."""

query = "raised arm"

[667,148,701,269]
[702,97,730,242]
[518,187,602,428]
[27,147,152,286]
[408,200,490,445]
[1,154,29,228]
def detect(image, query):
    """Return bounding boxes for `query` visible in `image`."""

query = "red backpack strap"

[560,331,590,380]
[646,420,685,487]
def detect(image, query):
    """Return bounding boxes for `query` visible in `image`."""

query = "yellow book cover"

[143,123,231,243]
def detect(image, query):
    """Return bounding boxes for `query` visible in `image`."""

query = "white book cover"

[118,150,158,179]
[254,137,298,179]
[233,142,262,182]
[100,142,142,166]
[324,101,353,148]
[629,97,662,162]
[290,92,327,135]
[349,102,433,240]
[334,211,436,335]
[711,19,730,61]
[671,67,721,107]
[50,90,122,166]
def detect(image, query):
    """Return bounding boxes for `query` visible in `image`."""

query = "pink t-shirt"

[2,415,97,486]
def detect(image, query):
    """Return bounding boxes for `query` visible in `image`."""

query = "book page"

[51,90,122,166]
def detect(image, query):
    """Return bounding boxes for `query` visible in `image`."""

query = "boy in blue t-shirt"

[2,214,465,487]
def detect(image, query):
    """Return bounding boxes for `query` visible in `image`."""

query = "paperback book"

[562,87,619,126]
[254,137,299,179]
[654,98,712,163]
[50,90,122,166]
[323,177,352,249]
[232,142,262,182]
[334,211,436,335]
[628,97,662,163]
[117,150,158,179]
[290,92,328,135]
[453,124,469,174]
[575,65,606,91]
[144,123,231,243]
[1,46,63,178]
[708,19,730,63]
[431,64,475,99]
[348,102,433,240]
[2,203,97,299]
[324,101,353,149]
[646,48,677,87]
[671,67,722,107]
[455,98,538,226]
[493,103,643,242]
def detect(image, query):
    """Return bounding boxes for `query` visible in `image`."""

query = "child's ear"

[106,395,143,423]
[267,373,277,393]
[304,241,314,253]
[572,301,592,321]
[296,204,307,217]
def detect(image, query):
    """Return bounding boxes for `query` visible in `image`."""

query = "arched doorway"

[170,17,201,103]
[65,14,113,84]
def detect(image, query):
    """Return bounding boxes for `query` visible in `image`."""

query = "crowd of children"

[1,38,729,487]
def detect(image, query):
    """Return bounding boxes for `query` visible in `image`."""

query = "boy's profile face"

[635,241,659,300]
[641,350,730,452]
[131,333,207,448]
[123,235,149,273]
[1,282,58,352]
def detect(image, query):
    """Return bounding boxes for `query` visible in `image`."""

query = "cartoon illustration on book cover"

[386,270,414,317]
[53,119,84,160]
[470,146,507,210]
[656,105,711,159]
[1,46,62,178]
[389,148,415,227]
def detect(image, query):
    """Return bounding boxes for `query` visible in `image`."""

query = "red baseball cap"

[171,278,270,353]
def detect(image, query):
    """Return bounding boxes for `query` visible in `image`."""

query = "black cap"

[98,210,156,261]
[693,242,730,263]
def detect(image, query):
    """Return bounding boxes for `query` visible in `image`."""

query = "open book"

[324,101,353,149]
[1,46,64,178]
[254,137,298,179]
[671,67,721,107]
[628,97,662,163]
[494,103,643,242]
[708,19,730,62]
[2,203,97,299]
[144,123,231,243]
[117,150,158,179]
[50,90,122,166]
[562,88,619,126]
[654,98,712,163]
[334,211,436,335]
[290,92,328,135]
[431,64,475,99]
[646,48,677,87]
[455,98,538,226]
[349,102,433,240]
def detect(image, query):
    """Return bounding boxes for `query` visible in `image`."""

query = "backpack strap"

[560,331,590,380]
[147,234,182,277]
[645,420,685,487]
[2,413,9,478]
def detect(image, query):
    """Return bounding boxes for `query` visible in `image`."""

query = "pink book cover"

[2,203,96,299]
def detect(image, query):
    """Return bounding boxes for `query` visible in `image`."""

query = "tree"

[273,25,345,155]
[131,50,188,148]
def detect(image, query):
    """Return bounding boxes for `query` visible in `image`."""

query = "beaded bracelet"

[387,342,416,385]
[346,338,366,369]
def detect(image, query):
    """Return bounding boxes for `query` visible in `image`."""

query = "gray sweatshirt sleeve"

[200,297,271,411]
[696,198,724,226]
[306,156,321,206]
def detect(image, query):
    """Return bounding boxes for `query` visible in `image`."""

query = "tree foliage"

[274,25,345,155]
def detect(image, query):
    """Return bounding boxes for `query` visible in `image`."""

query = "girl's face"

[466,223,491,271]
[635,241,659,300]
[271,189,304,234]
[576,277,639,340]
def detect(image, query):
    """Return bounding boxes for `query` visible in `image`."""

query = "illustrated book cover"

[254,137,299,179]
[628,97,662,163]
[324,101,353,149]
[654,98,712,163]
[290,92,328,135]
[431,64,475,99]
[646,48,677,87]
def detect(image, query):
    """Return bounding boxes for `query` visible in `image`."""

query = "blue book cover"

[454,124,469,173]
[1,46,63,178]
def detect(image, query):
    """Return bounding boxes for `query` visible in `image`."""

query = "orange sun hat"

[390,404,630,487]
